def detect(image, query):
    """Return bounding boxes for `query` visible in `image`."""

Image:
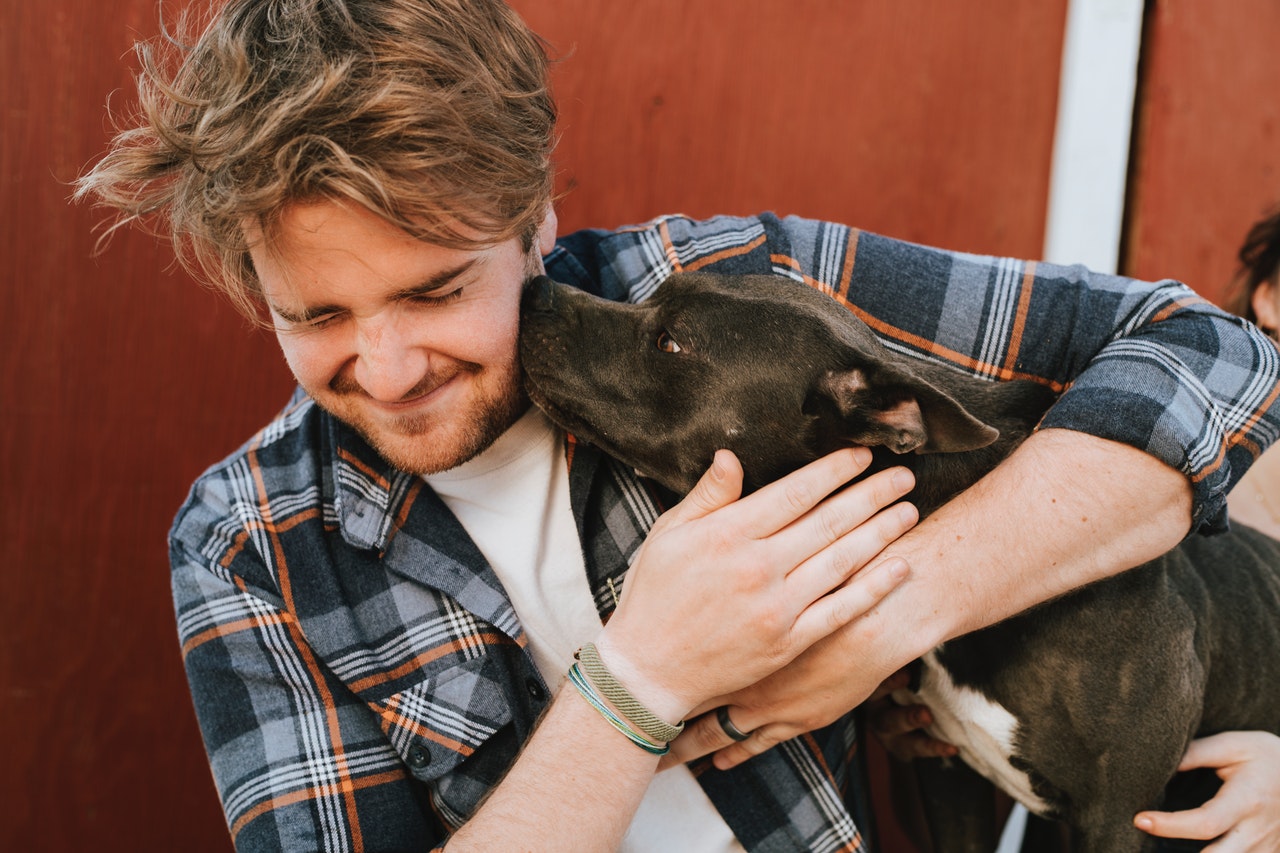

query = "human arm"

[447,447,917,850]
[670,427,1192,765]
[632,216,1280,765]
[1134,732,1280,851]
[174,443,917,850]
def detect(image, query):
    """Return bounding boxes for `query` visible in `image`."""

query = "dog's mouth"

[522,366,683,490]
[522,371,593,439]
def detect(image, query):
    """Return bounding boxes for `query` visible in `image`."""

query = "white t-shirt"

[425,408,744,852]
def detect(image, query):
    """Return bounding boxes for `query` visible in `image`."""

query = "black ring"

[716,706,751,741]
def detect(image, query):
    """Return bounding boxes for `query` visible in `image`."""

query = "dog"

[519,271,1280,853]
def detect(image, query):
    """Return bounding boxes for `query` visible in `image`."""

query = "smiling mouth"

[333,369,465,411]
[379,377,459,410]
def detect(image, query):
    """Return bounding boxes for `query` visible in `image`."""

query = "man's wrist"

[592,631,691,724]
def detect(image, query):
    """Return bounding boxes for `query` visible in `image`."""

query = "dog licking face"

[519,272,1012,497]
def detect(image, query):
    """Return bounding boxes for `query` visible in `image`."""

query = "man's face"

[248,199,556,475]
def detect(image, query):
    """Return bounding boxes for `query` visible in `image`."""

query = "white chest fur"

[893,650,1051,815]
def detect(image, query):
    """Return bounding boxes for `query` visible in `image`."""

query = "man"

[76,1,1279,850]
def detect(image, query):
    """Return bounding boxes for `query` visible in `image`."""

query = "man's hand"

[662,664,956,771]
[662,429,1192,770]
[1135,732,1280,852]
[598,446,919,723]
[865,668,958,762]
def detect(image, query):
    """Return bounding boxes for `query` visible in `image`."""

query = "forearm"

[447,685,659,851]
[675,428,1196,767]
[870,427,1192,663]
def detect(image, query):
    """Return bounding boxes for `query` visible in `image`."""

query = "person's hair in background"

[74,0,557,320]
[1226,205,1280,338]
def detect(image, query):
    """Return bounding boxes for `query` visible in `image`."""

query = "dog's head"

[519,272,1004,495]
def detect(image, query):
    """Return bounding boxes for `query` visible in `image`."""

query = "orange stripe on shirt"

[683,233,769,272]
[383,478,425,552]
[338,447,392,492]
[181,612,290,659]
[229,769,408,844]
[347,631,510,695]
[248,445,367,851]
[1194,374,1280,484]
[797,730,864,853]
[565,432,578,472]
[373,699,478,758]
[1001,261,1037,376]
[658,219,683,272]
[836,229,862,301]
[1150,293,1212,323]
[844,298,1061,388]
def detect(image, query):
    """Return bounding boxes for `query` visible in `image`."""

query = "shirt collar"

[326,409,420,553]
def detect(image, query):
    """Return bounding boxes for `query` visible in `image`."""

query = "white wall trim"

[1041,0,1146,274]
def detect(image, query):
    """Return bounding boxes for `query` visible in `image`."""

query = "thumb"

[668,449,744,522]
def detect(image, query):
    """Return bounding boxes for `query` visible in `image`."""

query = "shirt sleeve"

[552,212,1280,535]
[170,482,447,852]
[781,215,1280,534]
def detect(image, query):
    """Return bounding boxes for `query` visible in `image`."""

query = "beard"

[308,247,546,476]
[321,358,529,476]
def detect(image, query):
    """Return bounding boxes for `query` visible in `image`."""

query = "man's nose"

[351,313,429,401]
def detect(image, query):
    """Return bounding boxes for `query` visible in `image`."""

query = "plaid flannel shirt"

[172,213,1280,852]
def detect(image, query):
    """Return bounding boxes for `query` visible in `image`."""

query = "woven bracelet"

[567,663,669,755]
[575,643,685,744]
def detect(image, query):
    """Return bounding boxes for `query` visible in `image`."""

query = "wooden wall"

[3,1,1275,850]
[1123,0,1280,303]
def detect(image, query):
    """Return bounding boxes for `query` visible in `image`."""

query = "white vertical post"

[1007,13,1149,851]
[1041,0,1146,274]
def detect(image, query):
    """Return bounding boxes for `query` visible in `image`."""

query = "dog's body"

[519,272,1280,853]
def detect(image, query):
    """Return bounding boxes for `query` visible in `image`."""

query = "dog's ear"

[814,365,999,454]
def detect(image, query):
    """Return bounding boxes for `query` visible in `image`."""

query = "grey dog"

[519,271,1280,853]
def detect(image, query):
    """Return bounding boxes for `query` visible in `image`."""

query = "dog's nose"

[522,275,556,315]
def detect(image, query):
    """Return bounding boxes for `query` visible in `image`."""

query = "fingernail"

[892,468,915,492]
[710,450,727,480]
[887,558,910,581]
[1134,816,1152,831]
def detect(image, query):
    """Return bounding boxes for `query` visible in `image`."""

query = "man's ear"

[814,365,999,454]
[536,204,559,257]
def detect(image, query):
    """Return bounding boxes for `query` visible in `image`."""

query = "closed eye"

[406,287,464,307]
[656,329,683,353]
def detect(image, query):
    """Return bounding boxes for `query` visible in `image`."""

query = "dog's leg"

[915,757,999,853]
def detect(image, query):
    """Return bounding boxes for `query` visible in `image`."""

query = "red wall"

[1124,0,1280,303]
[7,1,1271,851]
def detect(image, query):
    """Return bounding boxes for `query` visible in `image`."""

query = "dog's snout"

[522,275,556,315]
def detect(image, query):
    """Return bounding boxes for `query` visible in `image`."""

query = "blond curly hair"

[76,0,557,319]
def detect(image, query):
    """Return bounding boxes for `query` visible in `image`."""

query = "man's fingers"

[661,706,756,768]
[791,555,910,647]
[1179,732,1250,771]
[733,447,874,537]
[868,701,957,760]
[787,501,917,612]
[869,701,932,739]
[661,449,745,523]
[712,724,787,770]
[1135,803,1231,843]
[868,667,911,702]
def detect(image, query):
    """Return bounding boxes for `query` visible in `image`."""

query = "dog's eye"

[655,330,683,354]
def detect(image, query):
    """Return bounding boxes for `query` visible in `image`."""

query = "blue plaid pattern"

[172,213,1280,851]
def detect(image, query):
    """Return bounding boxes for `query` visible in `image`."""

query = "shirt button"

[406,745,431,769]
[526,678,547,702]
